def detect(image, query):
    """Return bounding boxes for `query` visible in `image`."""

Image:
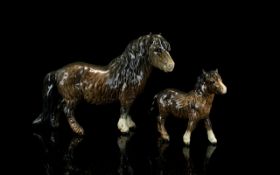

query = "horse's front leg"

[183,120,197,146]
[204,118,217,144]
[64,101,84,136]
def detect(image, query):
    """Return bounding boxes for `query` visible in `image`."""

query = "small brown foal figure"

[152,69,227,145]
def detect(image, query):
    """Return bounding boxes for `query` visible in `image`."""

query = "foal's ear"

[215,69,218,73]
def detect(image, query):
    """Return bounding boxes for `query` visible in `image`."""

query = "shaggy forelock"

[207,71,221,80]
[150,34,171,51]
[108,34,171,86]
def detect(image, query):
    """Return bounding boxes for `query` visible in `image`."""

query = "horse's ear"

[215,69,218,73]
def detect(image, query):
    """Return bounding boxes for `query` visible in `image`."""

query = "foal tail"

[32,71,57,127]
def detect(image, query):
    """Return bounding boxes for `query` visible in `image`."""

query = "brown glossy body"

[33,34,175,135]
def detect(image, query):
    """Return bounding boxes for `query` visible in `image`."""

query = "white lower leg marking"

[117,118,129,133]
[126,116,136,128]
[207,130,217,143]
[183,131,191,145]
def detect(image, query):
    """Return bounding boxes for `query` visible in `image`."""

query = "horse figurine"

[33,34,175,135]
[152,69,227,145]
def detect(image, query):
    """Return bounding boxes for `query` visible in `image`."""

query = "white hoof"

[183,131,191,145]
[118,118,129,133]
[162,134,170,141]
[207,130,217,144]
[126,116,136,128]
[209,137,217,144]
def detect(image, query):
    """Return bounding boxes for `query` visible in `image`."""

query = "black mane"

[195,70,220,94]
[195,73,206,94]
[107,34,170,88]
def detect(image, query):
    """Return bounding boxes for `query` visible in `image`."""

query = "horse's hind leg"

[157,114,169,141]
[64,100,84,135]
[204,118,217,144]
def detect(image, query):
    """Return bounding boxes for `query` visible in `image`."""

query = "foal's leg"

[118,105,131,133]
[204,118,217,144]
[64,100,84,135]
[157,114,169,141]
[183,120,197,145]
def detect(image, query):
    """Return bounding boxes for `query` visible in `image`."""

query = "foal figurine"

[152,69,227,145]
[33,34,175,135]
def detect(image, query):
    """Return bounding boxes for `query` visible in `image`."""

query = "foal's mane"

[195,73,206,91]
[195,70,219,94]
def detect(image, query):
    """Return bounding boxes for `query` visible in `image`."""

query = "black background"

[8,17,273,173]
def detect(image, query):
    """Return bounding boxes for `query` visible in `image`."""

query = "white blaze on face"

[218,79,227,94]
[59,72,69,85]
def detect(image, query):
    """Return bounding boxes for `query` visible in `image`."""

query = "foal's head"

[198,69,227,95]
[147,34,175,72]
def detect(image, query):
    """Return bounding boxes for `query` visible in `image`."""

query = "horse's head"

[147,34,175,72]
[202,69,227,95]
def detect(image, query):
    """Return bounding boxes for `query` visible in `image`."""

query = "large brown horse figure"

[33,34,175,135]
[152,69,227,145]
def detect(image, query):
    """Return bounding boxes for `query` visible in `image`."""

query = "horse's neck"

[195,89,215,104]
[195,82,215,104]
[203,93,215,106]
[107,55,152,86]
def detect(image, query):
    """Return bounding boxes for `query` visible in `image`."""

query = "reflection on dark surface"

[117,132,134,175]
[33,129,217,175]
[33,131,85,175]
[154,139,217,175]
[63,136,84,174]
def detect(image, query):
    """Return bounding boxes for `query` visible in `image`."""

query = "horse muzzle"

[163,60,175,72]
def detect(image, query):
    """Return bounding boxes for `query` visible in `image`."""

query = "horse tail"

[33,71,57,127]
